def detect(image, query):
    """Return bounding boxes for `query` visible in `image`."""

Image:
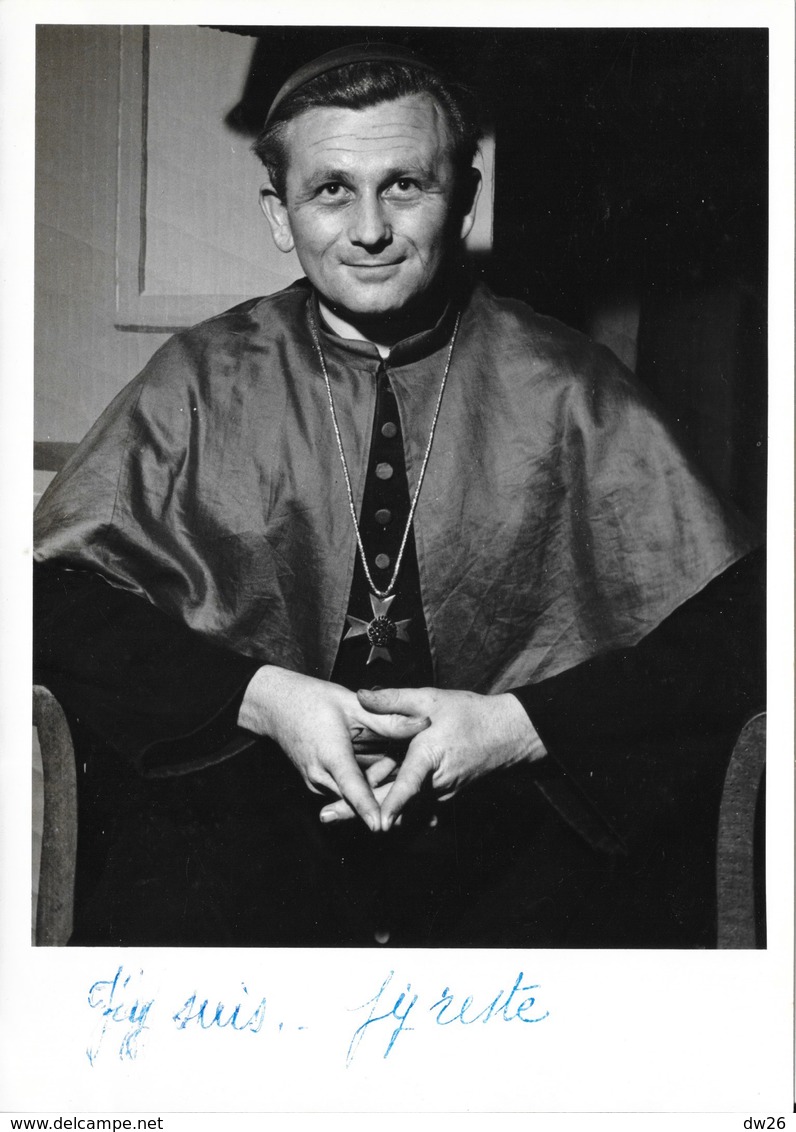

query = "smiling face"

[261,94,480,339]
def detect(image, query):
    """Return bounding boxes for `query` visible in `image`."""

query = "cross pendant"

[344,593,411,664]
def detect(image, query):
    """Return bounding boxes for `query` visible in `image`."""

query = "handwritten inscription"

[172,985,267,1033]
[86,967,155,1065]
[86,965,549,1066]
[347,969,549,1065]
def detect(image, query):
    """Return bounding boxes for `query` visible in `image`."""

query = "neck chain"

[309,310,460,611]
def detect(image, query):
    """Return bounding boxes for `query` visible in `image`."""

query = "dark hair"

[252,60,482,200]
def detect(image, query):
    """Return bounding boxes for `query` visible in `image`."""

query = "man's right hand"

[237,666,429,831]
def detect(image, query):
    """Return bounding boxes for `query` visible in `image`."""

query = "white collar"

[317,300,391,359]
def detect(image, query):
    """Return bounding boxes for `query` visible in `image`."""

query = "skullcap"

[264,42,441,126]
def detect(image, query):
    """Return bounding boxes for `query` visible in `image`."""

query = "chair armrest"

[33,685,78,946]
[716,712,766,948]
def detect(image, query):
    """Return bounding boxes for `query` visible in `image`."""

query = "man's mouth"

[344,260,403,269]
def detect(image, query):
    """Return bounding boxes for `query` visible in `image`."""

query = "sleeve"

[509,549,765,852]
[34,561,263,777]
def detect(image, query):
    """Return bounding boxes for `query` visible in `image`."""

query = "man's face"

[262,94,479,329]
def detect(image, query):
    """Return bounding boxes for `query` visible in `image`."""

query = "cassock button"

[381,421,398,439]
[375,553,390,570]
[375,508,392,525]
[375,462,394,480]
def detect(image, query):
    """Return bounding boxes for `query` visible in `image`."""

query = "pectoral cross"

[344,593,411,664]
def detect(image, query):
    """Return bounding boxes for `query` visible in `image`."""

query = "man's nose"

[348,193,391,248]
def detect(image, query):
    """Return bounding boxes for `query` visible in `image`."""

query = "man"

[34,44,763,948]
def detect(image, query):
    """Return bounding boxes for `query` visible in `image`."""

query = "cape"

[34,279,757,692]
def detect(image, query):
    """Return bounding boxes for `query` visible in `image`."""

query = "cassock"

[33,277,764,947]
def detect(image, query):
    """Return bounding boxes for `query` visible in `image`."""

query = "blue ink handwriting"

[346,970,418,1066]
[430,970,550,1026]
[173,983,266,1033]
[86,966,154,1065]
[84,965,549,1068]
[346,969,549,1064]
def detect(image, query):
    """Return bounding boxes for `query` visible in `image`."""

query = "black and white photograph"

[2,0,793,1124]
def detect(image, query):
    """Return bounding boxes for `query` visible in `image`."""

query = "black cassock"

[34,548,764,948]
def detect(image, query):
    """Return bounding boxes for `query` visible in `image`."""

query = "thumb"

[359,706,431,741]
[357,686,429,716]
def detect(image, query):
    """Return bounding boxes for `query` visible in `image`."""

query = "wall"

[34,25,493,447]
[36,25,168,443]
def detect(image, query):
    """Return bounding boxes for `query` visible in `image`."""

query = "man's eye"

[393,179,419,192]
[319,183,345,197]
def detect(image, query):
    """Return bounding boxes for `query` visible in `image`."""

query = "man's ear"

[458,167,482,243]
[259,185,295,254]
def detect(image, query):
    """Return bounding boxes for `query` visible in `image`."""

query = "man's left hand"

[319,687,547,829]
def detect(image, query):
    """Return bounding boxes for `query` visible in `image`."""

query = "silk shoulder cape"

[34,279,757,691]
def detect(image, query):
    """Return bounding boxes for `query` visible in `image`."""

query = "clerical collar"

[306,275,470,368]
[318,300,392,358]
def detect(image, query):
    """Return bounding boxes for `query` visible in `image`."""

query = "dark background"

[218,26,768,524]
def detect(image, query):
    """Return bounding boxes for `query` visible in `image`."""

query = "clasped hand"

[238,669,546,831]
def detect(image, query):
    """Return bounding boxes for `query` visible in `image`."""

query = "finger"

[364,755,399,788]
[357,705,431,740]
[380,746,434,831]
[350,724,383,744]
[326,756,382,832]
[355,752,395,777]
[357,686,431,716]
[320,781,394,824]
[319,798,355,823]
